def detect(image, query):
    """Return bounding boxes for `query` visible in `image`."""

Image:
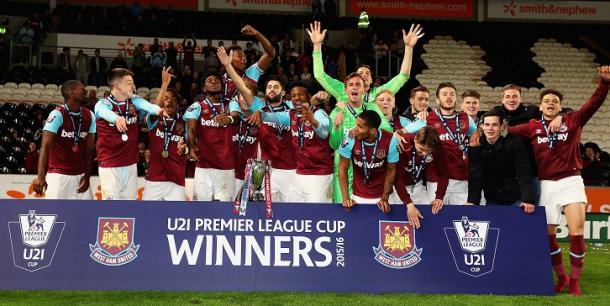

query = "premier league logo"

[444,216,499,277]
[89,218,140,266]
[372,221,422,269]
[7,210,65,272]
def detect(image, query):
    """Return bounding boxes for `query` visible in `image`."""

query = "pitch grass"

[1,243,608,306]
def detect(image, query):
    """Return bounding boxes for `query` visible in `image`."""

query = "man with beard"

[184,72,236,201]
[94,68,166,200]
[219,46,334,202]
[33,80,96,199]
[143,67,188,201]
[402,86,433,124]
[509,66,610,295]
[406,82,477,205]
[222,25,275,105]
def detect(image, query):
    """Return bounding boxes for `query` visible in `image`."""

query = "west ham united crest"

[444,216,500,277]
[89,217,140,266]
[372,221,422,269]
[7,210,65,272]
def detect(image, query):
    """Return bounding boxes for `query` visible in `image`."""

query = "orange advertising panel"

[348,0,476,19]
[585,187,610,213]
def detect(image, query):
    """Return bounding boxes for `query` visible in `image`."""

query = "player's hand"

[469,130,481,147]
[431,198,444,215]
[406,203,423,229]
[161,66,175,86]
[157,108,170,118]
[214,113,232,127]
[32,176,47,196]
[342,198,356,210]
[77,175,90,193]
[549,115,563,133]
[216,47,233,67]
[377,198,391,214]
[310,91,329,106]
[393,132,408,153]
[247,111,262,126]
[465,202,475,205]
[115,116,128,133]
[177,139,187,155]
[520,202,535,214]
[189,147,200,161]
[416,110,428,122]
[348,127,357,138]
[598,65,610,82]
[335,101,346,109]
[241,24,260,37]
[307,21,327,45]
[403,24,424,48]
[301,106,315,123]
[333,111,344,130]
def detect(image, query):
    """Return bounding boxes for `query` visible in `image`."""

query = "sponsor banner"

[206,0,312,14]
[60,0,198,9]
[0,175,194,201]
[557,213,609,243]
[487,0,610,22]
[0,200,553,294]
[348,0,476,19]
[585,188,610,213]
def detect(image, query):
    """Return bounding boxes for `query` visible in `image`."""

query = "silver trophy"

[250,159,267,201]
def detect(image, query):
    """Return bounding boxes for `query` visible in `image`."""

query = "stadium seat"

[85,85,97,92]
[17,83,31,89]
[4,82,18,89]
[44,84,58,90]
[31,83,45,90]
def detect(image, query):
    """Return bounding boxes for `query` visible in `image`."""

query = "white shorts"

[99,164,138,200]
[142,180,186,201]
[287,174,332,203]
[352,194,380,205]
[193,167,235,202]
[390,181,430,205]
[270,168,297,202]
[540,175,587,225]
[427,179,468,205]
[45,172,93,200]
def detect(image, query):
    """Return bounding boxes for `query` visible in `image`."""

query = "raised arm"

[155,66,174,107]
[573,66,610,127]
[242,25,276,71]
[307,21,345,100]
[217,46,255,105]
[376,24,424,96]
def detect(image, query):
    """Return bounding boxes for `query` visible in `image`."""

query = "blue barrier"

[0,200,554,295]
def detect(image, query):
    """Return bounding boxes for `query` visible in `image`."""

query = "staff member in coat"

[466,109,535,212]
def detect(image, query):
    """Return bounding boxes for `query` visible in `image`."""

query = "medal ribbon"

[360,132,380,185]
[203,97,224,116]
[436,110,465,152]
[162,115,178,156]
[540,115,557,149]
[264,161,272,218]
[64,105,83,149]
[238,119,252,152]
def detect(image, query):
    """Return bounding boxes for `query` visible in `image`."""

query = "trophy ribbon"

[233,160,253,216]
[264,161,273,218]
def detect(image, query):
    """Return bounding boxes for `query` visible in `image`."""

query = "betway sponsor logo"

[200,118,222,128]
[537,133,568,144]
[291,130,315,139]
[439,133,465,142]
[60,130,88,138]
[354,160,385,169]
[155,129,184,142]
[232,134,257,145]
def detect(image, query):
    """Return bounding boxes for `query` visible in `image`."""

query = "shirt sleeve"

[285,100,295,109]
[338,136,355,159]
[312,50,347,101]
[132,95,161,115]
[466,115,477,136]
[387,135,399,163]
[94,98,119,123]
[248,96,266,112]
[314,109,329,139]
[245,63,264,82]
[229,98,242,114]
[328,107,345,150]
[183,102,202,121]
[399,116,411,128]
[261,110,290,126]
[507,122,530,138]
[88,110,96,133]
[42,109,63,133]
[405,119,426,134]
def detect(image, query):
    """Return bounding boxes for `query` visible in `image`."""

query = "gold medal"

[162,151,169,158]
